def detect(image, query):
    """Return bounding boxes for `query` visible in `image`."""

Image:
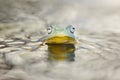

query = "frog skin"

[44,25,76,44]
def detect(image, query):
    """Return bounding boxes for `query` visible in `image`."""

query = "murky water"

[0,32,120,80]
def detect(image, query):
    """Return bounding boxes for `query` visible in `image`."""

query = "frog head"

[45,25,76,44]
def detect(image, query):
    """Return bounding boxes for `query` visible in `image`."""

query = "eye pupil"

[47,28,50,30]
[73,27,75,30]
[70,27,75,33]
[47,26,52,34]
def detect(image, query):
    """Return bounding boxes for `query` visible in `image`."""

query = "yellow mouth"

[45,36,76,44]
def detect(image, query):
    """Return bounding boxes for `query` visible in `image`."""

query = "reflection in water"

[47,44,75,62]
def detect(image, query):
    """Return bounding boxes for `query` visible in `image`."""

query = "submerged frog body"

[45,25,76,44]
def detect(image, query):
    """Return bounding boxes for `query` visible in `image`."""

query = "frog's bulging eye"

[70,26,75,33]
[47,26,52,34]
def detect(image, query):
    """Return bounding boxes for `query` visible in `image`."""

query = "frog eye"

[47,26,52,34]
[70,26,75,33]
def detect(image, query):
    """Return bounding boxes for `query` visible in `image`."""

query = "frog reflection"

[47,44,75,62]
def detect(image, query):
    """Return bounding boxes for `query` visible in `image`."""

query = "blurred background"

[0,0,120,36]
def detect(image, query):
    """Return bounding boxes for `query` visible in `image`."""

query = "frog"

[27,25,76,50]
[44,25,76,44]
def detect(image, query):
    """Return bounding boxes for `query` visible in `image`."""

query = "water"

[1,32,120,80]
